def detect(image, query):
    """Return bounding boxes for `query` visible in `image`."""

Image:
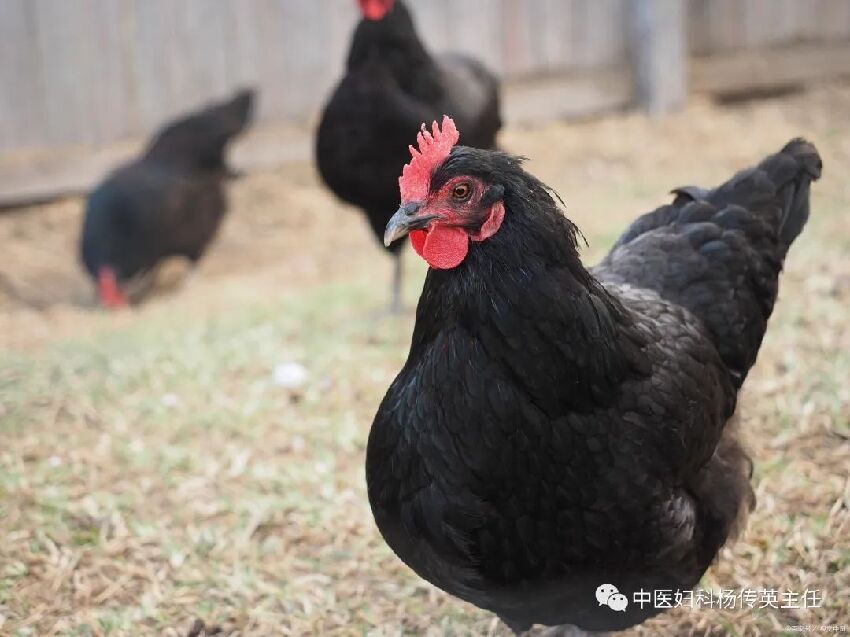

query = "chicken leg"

[389,251,403,314]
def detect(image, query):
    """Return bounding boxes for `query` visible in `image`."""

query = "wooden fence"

[1,0,849,203]
[0,0,625,152]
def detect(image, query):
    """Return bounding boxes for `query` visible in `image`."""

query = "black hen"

[80,89,254,307]
[367,118,821,633]
[316,0,500,311]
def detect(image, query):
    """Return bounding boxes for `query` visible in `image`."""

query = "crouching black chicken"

[367,116,821,632]
[80,88,254,307]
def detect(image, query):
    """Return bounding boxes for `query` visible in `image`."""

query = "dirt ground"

[1,82,849,636]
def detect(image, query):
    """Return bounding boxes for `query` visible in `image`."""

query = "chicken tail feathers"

[144,88,256,172]
[771,138,822,247]
[699,137,822,252]
[601,139,822,388]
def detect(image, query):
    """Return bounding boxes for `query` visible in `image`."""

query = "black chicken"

[316,0,500,312]
[80,88,254,307]
[367,116,821,633]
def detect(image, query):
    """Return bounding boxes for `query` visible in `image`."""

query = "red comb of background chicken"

[358,0,395,21]
[98,267,128,309]
[399,116,460,202]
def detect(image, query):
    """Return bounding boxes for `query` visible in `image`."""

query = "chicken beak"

[383,202,437,246]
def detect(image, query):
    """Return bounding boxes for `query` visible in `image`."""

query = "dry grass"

[1,82,849,636]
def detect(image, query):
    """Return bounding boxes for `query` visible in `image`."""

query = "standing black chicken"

[367,117,821,633]
[316,0,500,312]
[80,88,254,307]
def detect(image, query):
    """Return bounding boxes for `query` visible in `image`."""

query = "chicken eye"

[452,183,471,201]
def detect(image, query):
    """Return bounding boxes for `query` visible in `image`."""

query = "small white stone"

[290,435,306,453]
[161,393,180,407]
[273,362,308,389]
[47,455,62,467]
[227,449,251,477]
[169,551,186,568]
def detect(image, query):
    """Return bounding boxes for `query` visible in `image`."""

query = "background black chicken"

[315,0,501,312]
[367,132,822,632]
[80,88,254,307]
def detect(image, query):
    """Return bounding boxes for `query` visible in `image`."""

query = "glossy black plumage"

[315,1,500,307]
[367,140,821,632]
[80,89,254,296]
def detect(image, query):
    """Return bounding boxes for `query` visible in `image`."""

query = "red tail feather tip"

[399,115,460,202]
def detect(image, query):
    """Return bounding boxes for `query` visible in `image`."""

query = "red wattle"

[410,230,427,258]
[420,225,469,270]
[409,203,504,269]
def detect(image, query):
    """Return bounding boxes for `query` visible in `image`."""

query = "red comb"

[358,0,394,20]
[399,115,460,202]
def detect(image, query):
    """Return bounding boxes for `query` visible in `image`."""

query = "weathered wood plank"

[586,0,628,67]
[503,67,633,123]
[0,0,46,151]
[407,0,452,61]
[818,0,850,40]
[631,0,687,116]
[456,0,503,74]
[88,0,134,144]
[501,0,534,75]
[1,0,850,157]
[706,0,744,51]
[691,41,850,94]
[131,0,178,131]
[536,0,572,72]
[0,69,632,208]
[278,0,327,118]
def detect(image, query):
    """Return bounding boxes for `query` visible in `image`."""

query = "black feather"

[79,89,254,293]
[367,140,822,632]
[315,1,501,254]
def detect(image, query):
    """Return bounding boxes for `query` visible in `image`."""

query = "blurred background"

[3,0,850,205]
[1,1,849,636]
